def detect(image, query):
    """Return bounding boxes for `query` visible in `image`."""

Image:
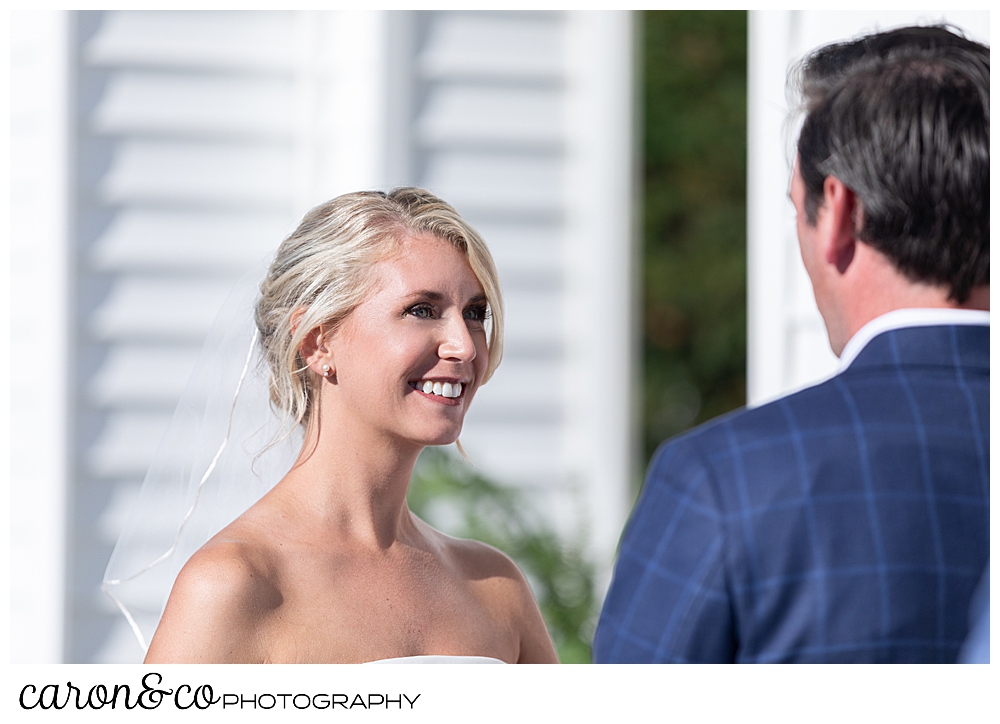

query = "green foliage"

[408,449,597,664]
[642,11,748,466]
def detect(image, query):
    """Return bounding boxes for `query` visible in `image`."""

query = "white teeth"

[415,380,463,398]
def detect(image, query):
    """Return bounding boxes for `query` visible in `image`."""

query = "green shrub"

[642,10,748,466]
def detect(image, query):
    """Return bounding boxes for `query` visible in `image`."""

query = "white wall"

[9,10,72,664]
[747,10,990,406]
[291,10,391,210]
[561,11,637,581]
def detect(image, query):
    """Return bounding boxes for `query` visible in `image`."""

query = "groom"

[594,26,989,663]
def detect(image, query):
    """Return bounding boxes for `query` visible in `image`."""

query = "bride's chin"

[406,426,462,448]
[420,432,462,448]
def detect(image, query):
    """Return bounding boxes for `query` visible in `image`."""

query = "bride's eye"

[407,304,435,319]
[464,304,490,323]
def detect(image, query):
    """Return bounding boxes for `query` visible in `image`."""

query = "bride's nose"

[438,315,477,363]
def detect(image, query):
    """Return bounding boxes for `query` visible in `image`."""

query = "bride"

[141,188,558,663]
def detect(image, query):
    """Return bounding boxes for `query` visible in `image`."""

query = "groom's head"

[789,25,989,354]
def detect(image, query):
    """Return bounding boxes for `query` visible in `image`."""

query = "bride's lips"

[407,378,468,406]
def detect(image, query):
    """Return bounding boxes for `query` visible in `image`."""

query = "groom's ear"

[819,175,859,275]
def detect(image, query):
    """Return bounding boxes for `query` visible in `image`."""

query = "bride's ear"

[292,309,335,379]
[300,326,335,379]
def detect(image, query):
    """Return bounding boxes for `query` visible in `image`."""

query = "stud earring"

[322,364,331,377]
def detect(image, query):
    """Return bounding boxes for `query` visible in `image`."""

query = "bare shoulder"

[171,538,278,617]
[434,532,560,664]
[446,535,524,584]
[144,534,280,663]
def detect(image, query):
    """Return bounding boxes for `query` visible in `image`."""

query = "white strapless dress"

[366,655,506,664]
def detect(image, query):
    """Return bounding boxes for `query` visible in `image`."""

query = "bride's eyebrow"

[401,291,487,304]
[402,291,444,302]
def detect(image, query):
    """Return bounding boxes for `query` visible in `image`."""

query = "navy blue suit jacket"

[594,325,989,662]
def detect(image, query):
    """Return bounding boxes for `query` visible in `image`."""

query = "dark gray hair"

[794,25,989,302]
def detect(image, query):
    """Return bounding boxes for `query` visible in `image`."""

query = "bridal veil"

[102,257,302,653]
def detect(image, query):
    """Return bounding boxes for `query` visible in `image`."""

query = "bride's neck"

[278,405,423,546]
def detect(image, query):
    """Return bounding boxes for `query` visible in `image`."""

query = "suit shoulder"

[659,378,843,442]
[649,393,799,463]
[646,377,850,483]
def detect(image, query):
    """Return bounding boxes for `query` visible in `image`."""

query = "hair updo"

[255,187,504,429]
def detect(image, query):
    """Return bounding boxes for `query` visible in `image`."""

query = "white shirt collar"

[837,308,990,372]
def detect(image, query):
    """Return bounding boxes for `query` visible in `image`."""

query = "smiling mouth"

[409,379,465,399]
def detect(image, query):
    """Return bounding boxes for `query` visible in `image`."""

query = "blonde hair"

[255,188,504,430]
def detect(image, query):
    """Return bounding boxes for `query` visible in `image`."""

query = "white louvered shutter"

[66,10,634,662]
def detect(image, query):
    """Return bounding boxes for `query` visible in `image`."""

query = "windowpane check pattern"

[594,325,989,663]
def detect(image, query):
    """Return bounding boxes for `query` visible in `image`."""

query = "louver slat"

[418,87,562,149]
[99,141,292,208]
[92,73,294,139]
[418,13,563,81]
[422,152,562,216]
[89,278,235,341]
[88,345,201,407]
[83,10,295,71]
[89,210,288,272]
[86,412,174,478]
